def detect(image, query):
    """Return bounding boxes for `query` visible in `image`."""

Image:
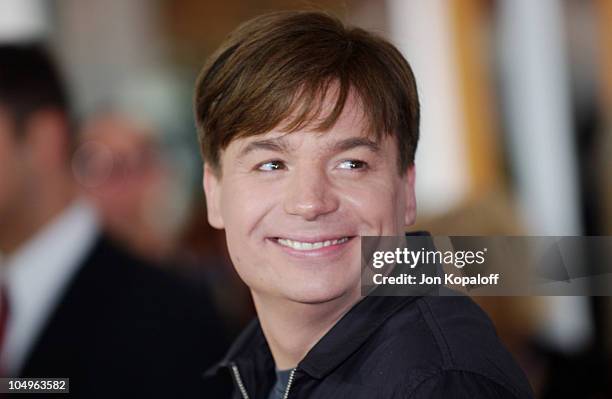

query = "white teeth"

[277,237,349,251]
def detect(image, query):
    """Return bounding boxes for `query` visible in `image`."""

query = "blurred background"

[0,0,610,397]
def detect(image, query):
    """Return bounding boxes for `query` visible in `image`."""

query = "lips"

[276,237,350,251]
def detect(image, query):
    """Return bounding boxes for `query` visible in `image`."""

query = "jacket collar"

[203,318,270,377]
[206,231,432,379]
[298,294,419,378]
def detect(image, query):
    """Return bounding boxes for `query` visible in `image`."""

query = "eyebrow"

[237,138,292,159]
[329,137,380,154]
[237,136,380,159]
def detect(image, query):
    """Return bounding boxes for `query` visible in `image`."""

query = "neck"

[252,288,361,370]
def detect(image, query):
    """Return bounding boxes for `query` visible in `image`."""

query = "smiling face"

[203,93,416,305]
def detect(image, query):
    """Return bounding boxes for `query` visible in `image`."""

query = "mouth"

[269,235,356,257]
[276,236,350,251]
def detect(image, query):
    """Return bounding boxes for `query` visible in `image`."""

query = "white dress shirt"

[0,199,99,375]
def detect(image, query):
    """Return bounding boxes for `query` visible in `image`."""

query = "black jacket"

[17,234,228,399]
[205,293,534,398]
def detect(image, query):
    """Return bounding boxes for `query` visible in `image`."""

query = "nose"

[283,167,339,221]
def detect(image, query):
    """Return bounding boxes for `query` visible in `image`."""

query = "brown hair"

[194,10,420,175]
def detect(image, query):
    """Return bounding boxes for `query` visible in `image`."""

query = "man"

[196,11,533,398]
[79,112,182,262]
[0,44,226,398]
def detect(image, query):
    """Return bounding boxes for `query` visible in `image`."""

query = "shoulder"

[413,295,512,369]
[405,369,529,399]
[369,295,533,398]
[24,233,227,395]
[78,234,205,301]
[414,294,500,365]
[414,295,533,398]
[62,233,223,333]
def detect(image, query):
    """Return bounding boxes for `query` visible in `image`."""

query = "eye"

[337,159,368,170]
[257,160,286,172]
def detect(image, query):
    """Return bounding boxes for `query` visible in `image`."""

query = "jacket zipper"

[230,363,297,399]
[282,368,297,399]
[230,363,250,399]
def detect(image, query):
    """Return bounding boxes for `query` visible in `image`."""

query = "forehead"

[227,90,382,154]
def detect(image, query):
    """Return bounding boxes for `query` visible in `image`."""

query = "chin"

[282,281,356,305]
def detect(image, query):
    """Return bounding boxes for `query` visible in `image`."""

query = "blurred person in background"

[77,112,250,338]
[77,112,182,263]
[0,43,227,398]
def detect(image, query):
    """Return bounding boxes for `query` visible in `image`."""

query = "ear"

[402,165,417,227]
[203,164,225,229]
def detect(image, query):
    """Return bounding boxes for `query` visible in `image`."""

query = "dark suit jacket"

[15,234,228,398]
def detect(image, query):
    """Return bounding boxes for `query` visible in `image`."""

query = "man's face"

[204,93,416,304]
[0,108,31,248]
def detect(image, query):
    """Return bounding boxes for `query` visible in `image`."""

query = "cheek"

[339,176,405,231]
[220,177,275,234]
[221,199,274,291]
[0,152,26,203]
